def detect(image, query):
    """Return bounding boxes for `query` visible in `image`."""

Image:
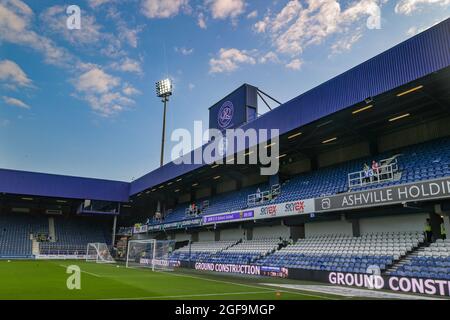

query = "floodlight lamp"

[156,78,173,98]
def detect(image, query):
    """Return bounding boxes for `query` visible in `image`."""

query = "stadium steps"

[246,239,287,265]
[385,241,430,275]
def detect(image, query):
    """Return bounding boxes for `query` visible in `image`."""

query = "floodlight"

[156,78,173,98]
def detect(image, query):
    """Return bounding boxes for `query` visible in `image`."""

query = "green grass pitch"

[0,260,339,300]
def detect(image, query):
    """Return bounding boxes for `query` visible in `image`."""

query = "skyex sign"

[255,199,315,219]
[315,177,450,212]
[202,199,315,225]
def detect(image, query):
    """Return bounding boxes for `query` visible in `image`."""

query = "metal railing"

[348,157,400,189]
[247,184,281,207]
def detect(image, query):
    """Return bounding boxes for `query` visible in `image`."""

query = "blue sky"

[0,0,449,182]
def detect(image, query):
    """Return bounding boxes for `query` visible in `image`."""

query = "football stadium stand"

[169,232,424,273]
[0,213,48,258]
[169,240,238,262]
[0,213,112,257]
[388,239,450,280]
[257,232,424,272]
[39,217,111,255]
[171,238,283,265]
[147,137,450,227]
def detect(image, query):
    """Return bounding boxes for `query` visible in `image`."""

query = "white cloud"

[285,59,303,70]
[247,10,258,19]
[3,96,30,109]
[89,0,113,8]
[207,0,246,19]
[330,32,363,54]
[6,0,33,16]
[0,59,32,88]
[74,67,134,117]
[41,5,136,58]
[75,68,119,94]
[141,0,189,18]
[40,6,103,46]
[1,1,137,117]
[0,1,75,67]
[175,47,194,55]
[117,24,143,48]
[110,58,143,74]
[254,0,382,57]
[188,83,195,90]
[209,48,256,73]
[123,84,141,96]
[395,0,450,15]
[197,12,207,29]
[259,51,279,64]
[107,7,143,48]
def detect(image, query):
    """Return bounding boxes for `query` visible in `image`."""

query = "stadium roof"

[0,18,449,202]
[0,168,129,202]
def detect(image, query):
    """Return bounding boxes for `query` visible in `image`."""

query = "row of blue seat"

[147,137,450,227]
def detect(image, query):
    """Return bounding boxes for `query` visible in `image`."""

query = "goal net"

[86,243,115,263]
[126,239,177,271]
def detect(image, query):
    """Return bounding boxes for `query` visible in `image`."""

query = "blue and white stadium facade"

[1,19,450,297]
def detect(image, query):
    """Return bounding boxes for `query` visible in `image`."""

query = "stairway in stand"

[385,242,431,275]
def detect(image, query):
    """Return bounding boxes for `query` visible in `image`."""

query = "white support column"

[152,238,157,272]
[112,215,117,246]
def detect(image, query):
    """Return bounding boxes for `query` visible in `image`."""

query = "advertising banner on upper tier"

[147,218,202,232]
[254,199,315,219]
[202,199,315,225]
[203,210,255,225]
[315,177,450,212]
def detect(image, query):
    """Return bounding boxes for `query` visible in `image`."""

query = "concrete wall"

[220,228,246,240]
[174,232,192,242]
[252,225,290,239]
[359,213,428,234]
[198,230,215,241]
[305,219,353,237]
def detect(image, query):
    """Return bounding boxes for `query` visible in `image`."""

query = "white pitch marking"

[58,264,103,278]
[100,291,276,300]
[262,284,444,300]
[152,270,337,300]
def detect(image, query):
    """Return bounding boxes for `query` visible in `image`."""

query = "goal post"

[126,239,178,271]
[86,243,115,264]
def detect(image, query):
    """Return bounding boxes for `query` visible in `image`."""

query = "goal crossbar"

[126,239,177,271]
